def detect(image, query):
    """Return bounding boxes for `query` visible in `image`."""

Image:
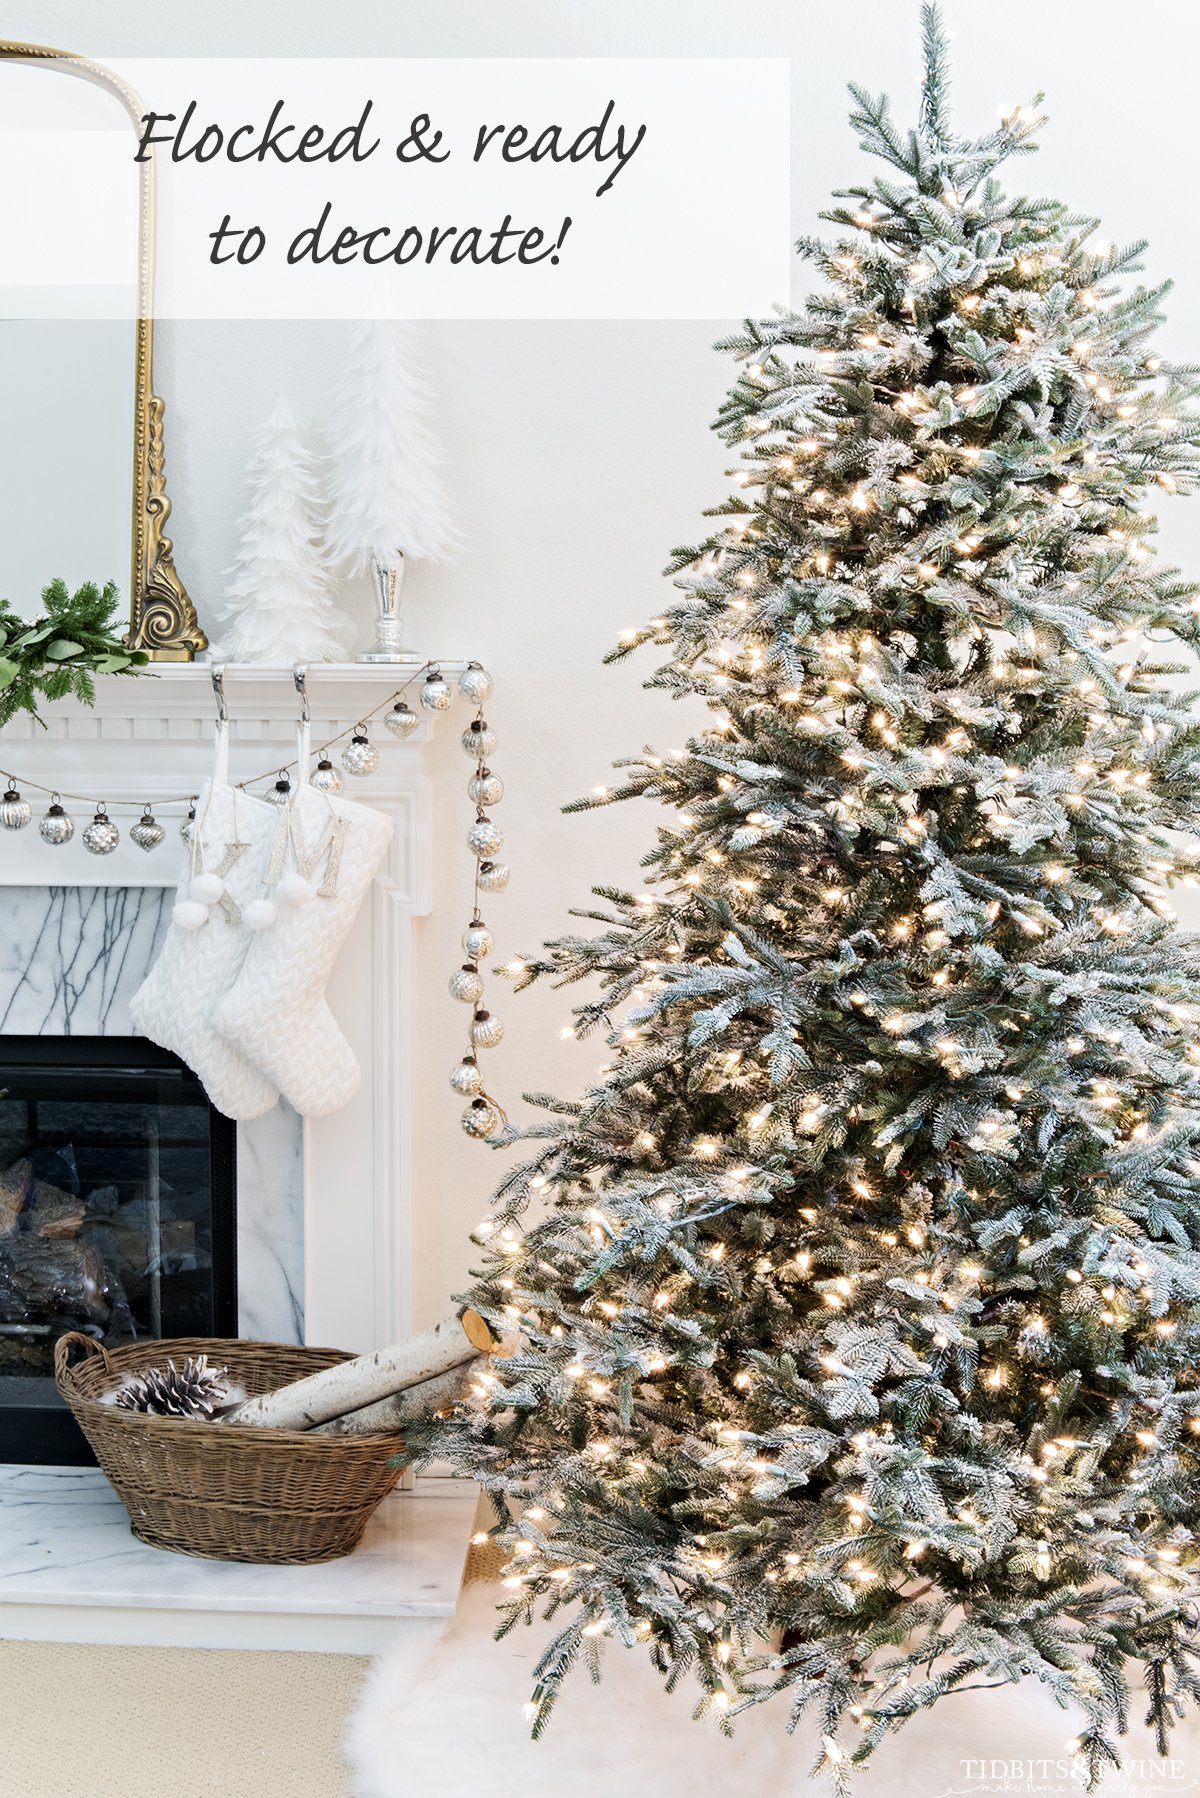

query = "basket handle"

[54,1331,113,1385]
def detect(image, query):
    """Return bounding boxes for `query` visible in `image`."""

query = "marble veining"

[0,885,171,1036]
[0,884,306,1347]
[236,1100,306,1343]
[0,1466,475,1617]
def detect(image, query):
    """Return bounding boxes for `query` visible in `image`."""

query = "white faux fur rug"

[345,1580,1200,1798]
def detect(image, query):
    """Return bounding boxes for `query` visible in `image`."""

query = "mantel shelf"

[150,658,479,683]
[0,656,486,737]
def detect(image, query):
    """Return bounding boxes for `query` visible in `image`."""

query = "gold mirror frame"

[0,41,206,661]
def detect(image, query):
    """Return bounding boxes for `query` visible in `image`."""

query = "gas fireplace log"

[31,1184,86,1240]
[0,1234,107,1320]
[311,1359,480,1436]
[222,1309,501,1432]
[0,1160,31,1238]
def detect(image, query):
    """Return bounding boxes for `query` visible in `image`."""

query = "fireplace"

[0,1036,237,1465]
[0,666,441,1381]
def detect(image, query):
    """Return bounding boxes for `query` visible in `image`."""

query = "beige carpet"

[0,1639,369,1798]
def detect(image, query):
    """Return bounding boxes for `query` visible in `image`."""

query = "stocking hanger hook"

[211,665,228,726]
[293,665,310,724]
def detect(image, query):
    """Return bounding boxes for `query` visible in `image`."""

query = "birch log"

[312,1359,479,1437]
[223,1312,493,1431]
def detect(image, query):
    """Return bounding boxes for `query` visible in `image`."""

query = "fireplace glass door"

[0,1037,236,1464]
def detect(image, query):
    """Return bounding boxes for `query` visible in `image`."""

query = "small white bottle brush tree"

[215,397,351,663]
[323,320,456,657]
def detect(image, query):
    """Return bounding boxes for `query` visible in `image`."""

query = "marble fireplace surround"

[0,663,461,1357]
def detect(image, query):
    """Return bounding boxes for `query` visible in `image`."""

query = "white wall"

[8,0,1200,1329]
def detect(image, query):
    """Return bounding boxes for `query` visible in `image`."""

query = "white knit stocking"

[213,726,393,1118]
[130,723,281,1121]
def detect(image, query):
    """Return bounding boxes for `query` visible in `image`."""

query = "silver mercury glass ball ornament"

[342,726,380,777]
[0,785,32,831]
[462,720,497,760]
[83,806,120,856]
[463,919,493,961]
[39,797,74,846]
[467,815,504,858]
[384,701,419,739]
[265,773,293,807]
[458,663,494,707]
[462,1096,501,1139]
[180,801,197,845]
[449,963,485,1005]
[450,1055,485,1097]
[310,757,344,795]
[477,860,510,894]
[468,768,503,808]
[421,670,453,712]
[470,1007,505,1049]
[130,807,165,852]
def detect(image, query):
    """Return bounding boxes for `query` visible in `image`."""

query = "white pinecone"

[112,1354,232,1420]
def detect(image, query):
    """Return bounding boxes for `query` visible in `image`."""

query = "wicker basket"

[55,1332,404,1566]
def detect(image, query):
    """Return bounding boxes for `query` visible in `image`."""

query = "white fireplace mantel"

[0,660,472,1355]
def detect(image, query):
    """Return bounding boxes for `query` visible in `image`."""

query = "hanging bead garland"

[452,662,508,1141]
[0,782,31,831]
[342,725,380,776]
[82,806,120,856]
[131,807,165,852]
[311,757,343,794]
[1,660,508,1140]
[39,796,73,845]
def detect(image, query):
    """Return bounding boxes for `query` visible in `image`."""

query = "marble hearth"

[0,1465,478,1652]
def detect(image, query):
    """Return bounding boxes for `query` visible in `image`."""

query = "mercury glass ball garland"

[311,757,344,795]
[457,663,493,707]
[477,860,510,894]
[468,769,503,808]
[421,670,453,712]
[39,798,74,845]
[341,726,380,777]
[384,701,419,739]
[450,1055,484,1097]
[448,667,509,1142]
[462,720,497,760]
[0,785,32,830]
[463,919,493,961]
[130,808,166,853]
[466,814,504,859]
[450,963,485,1005]
[83,808,120,856]
[461,1096,501,1138]
[469,1008,505,1050]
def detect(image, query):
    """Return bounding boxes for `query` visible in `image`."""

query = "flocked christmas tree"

[420,9,1200,1786]
[214,397,351,663]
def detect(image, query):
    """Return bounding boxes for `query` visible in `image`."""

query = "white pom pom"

[243,899,278,932]
[277,870,314,907]
[173,899,209,931]
[190,872,226,904]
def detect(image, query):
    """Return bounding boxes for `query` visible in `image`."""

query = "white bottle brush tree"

[323,320,456,581]
[412,9,1200,1789]
[216,397,351,663]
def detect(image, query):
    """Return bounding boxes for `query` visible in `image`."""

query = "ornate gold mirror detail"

[0,42,204,661]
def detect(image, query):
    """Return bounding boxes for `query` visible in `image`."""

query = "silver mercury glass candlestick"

[358,555,425,664]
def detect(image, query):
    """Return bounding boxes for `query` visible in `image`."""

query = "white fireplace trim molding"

[0,662,465,1356]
